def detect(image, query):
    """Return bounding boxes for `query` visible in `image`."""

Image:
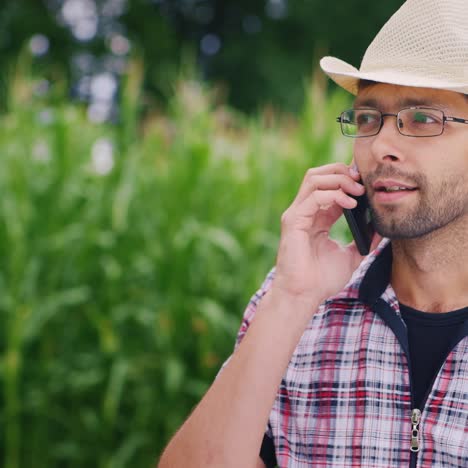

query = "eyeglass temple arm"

[336,116,353,123]
[445,116,468,125]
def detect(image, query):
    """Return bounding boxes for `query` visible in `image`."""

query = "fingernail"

[350,164,359,177]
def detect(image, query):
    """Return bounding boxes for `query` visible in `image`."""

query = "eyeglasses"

[336,107,468,138]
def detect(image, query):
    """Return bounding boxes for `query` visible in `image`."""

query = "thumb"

[346,240,368,267]
[370,232,384,252]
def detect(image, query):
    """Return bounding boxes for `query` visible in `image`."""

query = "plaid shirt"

[230,240,468,467]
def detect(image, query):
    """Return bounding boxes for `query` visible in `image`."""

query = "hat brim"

[320,56,468,95]
[319,57,362,95]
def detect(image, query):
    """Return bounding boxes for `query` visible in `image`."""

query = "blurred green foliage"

[0,0,405,113]
[0,54,354,466]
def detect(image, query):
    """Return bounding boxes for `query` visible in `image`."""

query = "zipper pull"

[410,408,421,453]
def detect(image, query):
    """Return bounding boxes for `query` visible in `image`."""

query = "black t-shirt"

[259,303,468,467]
[399,303,468,409]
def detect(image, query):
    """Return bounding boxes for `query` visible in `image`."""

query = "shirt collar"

[329,238,394,306]
[358,240,393,305]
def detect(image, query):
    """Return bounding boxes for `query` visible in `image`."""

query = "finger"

[295,189,357,218]
[349,161,361,180]
[294,174,364,205]
[293,163,359,205]
[282,190,350,230]
[282,198,345,238]
[302,162,352,177]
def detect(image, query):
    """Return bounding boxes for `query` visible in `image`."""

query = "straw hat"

[320,0,468,95]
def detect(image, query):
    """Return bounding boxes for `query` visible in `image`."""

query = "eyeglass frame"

[335,106,468,138]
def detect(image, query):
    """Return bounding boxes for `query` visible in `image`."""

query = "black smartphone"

[343,190,375,256]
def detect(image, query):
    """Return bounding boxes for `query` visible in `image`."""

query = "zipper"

[407,352,419,468]
[410,408,421,453]
[399,314,418,468]
[407,352,466,468]
[407,333,468,468]
[372,300,468,468]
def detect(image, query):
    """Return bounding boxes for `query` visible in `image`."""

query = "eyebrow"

[353,97,448,110]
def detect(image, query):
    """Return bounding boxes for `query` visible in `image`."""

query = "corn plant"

[0,57,352,467]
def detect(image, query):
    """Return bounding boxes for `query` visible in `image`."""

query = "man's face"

[353,83,468,239]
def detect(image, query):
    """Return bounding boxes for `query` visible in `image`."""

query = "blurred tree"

[0,0,405,114]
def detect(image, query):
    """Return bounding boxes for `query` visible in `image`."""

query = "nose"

[370,114,406,164]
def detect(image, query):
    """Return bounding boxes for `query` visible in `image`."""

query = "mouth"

[372,185,419,204]
[372,179,418,193]
[370,178,420,205]
[374,186,418,193]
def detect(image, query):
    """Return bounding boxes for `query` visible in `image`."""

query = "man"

[159,0,468,466]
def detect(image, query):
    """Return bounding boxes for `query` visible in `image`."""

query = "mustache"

[363,165,426,188]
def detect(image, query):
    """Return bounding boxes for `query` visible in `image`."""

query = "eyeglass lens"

[341,108,445,137]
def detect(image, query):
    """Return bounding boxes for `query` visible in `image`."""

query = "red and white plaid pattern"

[228,241,468,467]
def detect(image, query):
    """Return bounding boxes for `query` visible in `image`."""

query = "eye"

[356,112,379,126]
[411,111,442,125]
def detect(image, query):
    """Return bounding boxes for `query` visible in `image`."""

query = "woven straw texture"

[320,0,468,95]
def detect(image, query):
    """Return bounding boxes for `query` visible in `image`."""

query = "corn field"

[0,57,353,467]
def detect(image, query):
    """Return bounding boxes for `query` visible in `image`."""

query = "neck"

[391,216,468,313]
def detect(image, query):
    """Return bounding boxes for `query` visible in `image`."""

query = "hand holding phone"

[272,163,376,304]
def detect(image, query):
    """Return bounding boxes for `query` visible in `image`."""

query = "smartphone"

[343,190,375,256]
